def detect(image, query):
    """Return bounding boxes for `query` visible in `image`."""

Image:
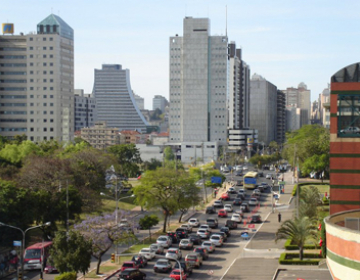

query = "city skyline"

[1,0,359,109]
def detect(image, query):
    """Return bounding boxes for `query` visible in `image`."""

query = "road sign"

[248,224,255,228]
[13,240,21,247]
[211,176,222,184]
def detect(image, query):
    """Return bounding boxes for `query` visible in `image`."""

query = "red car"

[221,193,230,201]
[120,261,139,271]
[218,209,228,218]
[169,269,187,280]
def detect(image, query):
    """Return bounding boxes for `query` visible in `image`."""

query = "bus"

[243,171,258,189]
[23,241,52,270]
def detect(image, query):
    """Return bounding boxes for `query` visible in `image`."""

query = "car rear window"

[158,237,167,241]
[186,255,197,260]
[212,236,220,240]
[168,250,176,253]
[158,261,168,266]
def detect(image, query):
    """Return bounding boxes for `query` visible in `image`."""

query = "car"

[150,243,164,255]
[169,269,187,280]
[165,248,182,260]
[257,185,265,193]
[214,231,228,242]
[340,126,360,134]
[118,269,146,280]
[236,208,244,217]
[157,235,173,248]
[188,234,202,245]
[196,229,210,239]
[173,260,193,276]
[180,224,192,233]
[261,182,269,188]
[238,188,246,194]
[209,234,223,247]
[201,241,215,253]
[175,228,188,239]
[220,226,231,237]
[131,255,148,268]
[166,232,180,244]
[233,198,242,206]
[248,197,259,206]
[240,203,250,212]
[138,248,155,260]
[227,187,237,194]
[185,253,203,268]
[236,193,245,200]
[221,193,230,201]
[153,258,172,273]
[179,239,194,250]
[251,192,260,199]
[206,218,218,229]
[224,204,233,212]
[213,200,224,208]
[121,261,139,271]
[258,171,264,177]
[250,214,262,223]
[188,218,200,227]
[205,206,216,214]
[44,264,58,274]
[231,213,242,223]
[193,247,209,260]
[235,171,243,176]
[266,173,273,179]
[199,224,212,233]
[225,219,238,229]
[218,209,228,218]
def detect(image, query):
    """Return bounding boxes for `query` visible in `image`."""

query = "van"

[225,220,238,229]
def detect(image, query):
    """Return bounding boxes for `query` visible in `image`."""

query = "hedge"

[279,252,322,265]
[291,182,330,197]
[55,272,77,280]
[284,238,318,250]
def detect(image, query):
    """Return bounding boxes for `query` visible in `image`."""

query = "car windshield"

[172,271,181,275]
[123,263,133,267]
[150,245,157,250]
[211,236,220,240]
[233,214,239,217]
[189,219,196,222]
[203,242,211,246]
[198,230,206,233]
[141,249,149,253]
[195,248,202,252]
[168,250,176,254]
[24,249,41,259]
[181,240,188,244]
[157,261,169,266]
[158,237,167,241]
[186,255,196,260]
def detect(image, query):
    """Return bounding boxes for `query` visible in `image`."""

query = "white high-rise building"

[0,14,74,142]
[153,95,167,113]
[169,17,228,144]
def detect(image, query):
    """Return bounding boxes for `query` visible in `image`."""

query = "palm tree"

[299,186,321,219]
[275,216,318,260]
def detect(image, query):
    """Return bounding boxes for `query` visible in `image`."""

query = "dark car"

[175,228,189,239]
[206,206,216,214]
[220,226,231,237]
[236,193,245,200]
[118,269,146,280]
[236,180,243,186]
[225,220,238,229]
[174,261,193,276]
[240,203,250,212]
[167,231,180,243]
[214,231,227,242]
[193,247,209,260]
[250,214,262,223]
[188,234,202,245]
[235,171,243,176]
[233,198,242,206]
[206,218,218,229]
[258,171,264,177]
[131,255,148,268]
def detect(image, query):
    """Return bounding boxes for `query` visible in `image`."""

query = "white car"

[201,241,215,253]
[224,204,233,212]
[197,229,210,239]
[231,213,242,223]
[165,248,182,260]
[199,224,212,233]
[139,248,156,260]
[157,235,172,248]
[188,218,200,227]
[180,224,192,232]
[266,174,273,179]
[248,198,259,206]
[209,234,223,247]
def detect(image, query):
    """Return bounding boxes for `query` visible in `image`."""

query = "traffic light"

[111,253,115,263]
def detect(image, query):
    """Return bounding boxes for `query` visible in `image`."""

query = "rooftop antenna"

[226,5,228,37]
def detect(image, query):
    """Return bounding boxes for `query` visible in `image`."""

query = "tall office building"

[0,14,74,142]
[249,74,277,144]
[133,92,144,110]
[228,42,250,130]
[169,17,228,144]
[93,64,149,133]
[153,95,167,113]
[276,90,286,144]
[74,89,96,131]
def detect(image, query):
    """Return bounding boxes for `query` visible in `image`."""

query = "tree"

[108,144,142,177]
[189,162,225,190]
[138,214,159,241]
[142,158,162,171]
[0,140,42,167]
[74,211,137,274]
[163,146,175,161]
[275,216,318,260]
[299,186,321,219]
[50,230,92,275]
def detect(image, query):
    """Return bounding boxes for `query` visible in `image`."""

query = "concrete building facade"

[0,14,74,142]
[169,17,228,144]
[286,105,301,131]
[93,64,149,133]
[80,121,118,149]
[152,95,167,113]
[74,89,96,132]
[133,92,144,110]
[276,90,286,143]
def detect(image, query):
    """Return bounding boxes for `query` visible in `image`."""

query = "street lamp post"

[0,222,51,280]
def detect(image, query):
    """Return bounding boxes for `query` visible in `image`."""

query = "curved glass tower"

[93,64,148,133]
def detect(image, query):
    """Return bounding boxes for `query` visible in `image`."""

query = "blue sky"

[2,0,360,109]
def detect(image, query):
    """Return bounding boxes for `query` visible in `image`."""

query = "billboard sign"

[244,177,256,185]
[211,176,222,184]
[2,23,14,34]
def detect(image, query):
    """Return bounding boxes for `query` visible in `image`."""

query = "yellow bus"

[243,171,258,189]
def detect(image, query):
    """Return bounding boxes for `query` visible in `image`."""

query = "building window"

[337,94,360,137]
[43,47,46,50]
[50,127,53,132]
[43,38,46,41]
[50,37,53,41]
[44,119,47,122]
[43,128,47,132]
[43,55,47,58]
[50,47,53,50]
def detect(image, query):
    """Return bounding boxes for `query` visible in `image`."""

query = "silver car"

[153,258,172,273]
[139,248,156,260]
[157,235,172,248]
[201,241,215,253]
[209,234,223,247]
[165,247,182,260]
[150,243,164,254]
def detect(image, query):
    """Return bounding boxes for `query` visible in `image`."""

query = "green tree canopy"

[138,214,159,241]
[0,140,41,167]
[108,144,142,177]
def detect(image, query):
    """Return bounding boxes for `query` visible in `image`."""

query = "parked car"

[197,229,210,239]
[185,253,203,268]
[233,198,242,206]
[221,193,230,201]
[209,234,223,247]
[138,248,155,260]
[118,269,146,280]
[227,187,237,194]
[193,247,209,260]
[225,219,238,229]
[206,206,216,214]
[175,228,189,239]
[173,260,193,276]
[188,218,200,227]
[121,261,139,272]
[201,241,215,253]
[131,255,148,268]
[179,239,194,250]
[224,204,233,212]
[166,232,180,244]
[250,214,262,223]
[213,200,224,208]
[340,126,360,134]
[206,218,218,229]
[157,235,173,248]
[188,234,202,245]
[220,227,231,237]
[150,243,164,255]
[165,248,182,260]
[240,203,250,212]
[231,213,242,223]
[153,259,172,273]
[218,209,228,218]
[248,198,259,206]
